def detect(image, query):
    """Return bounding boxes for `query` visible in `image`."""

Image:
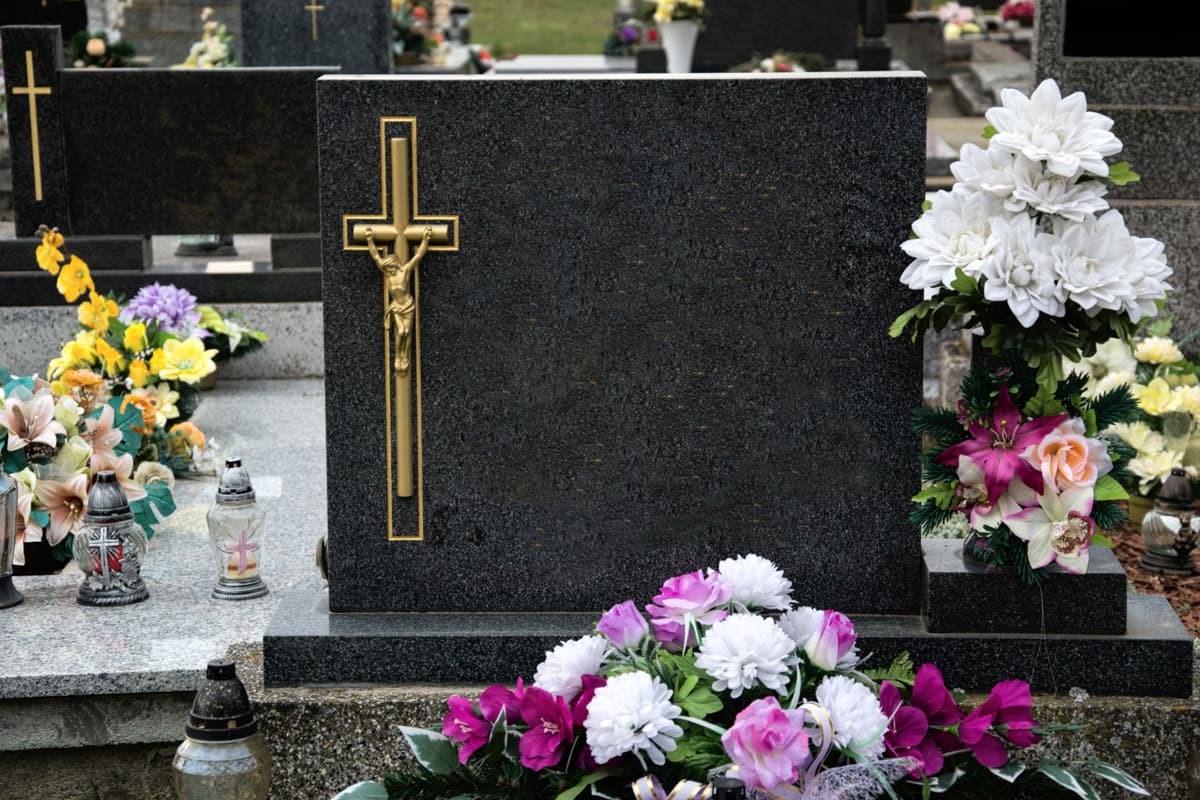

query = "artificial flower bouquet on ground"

[354,555,1146,800]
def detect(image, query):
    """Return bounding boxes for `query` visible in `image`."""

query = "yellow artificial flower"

[123,322,149,353]
[148,347,168,376]
[56,255,95,303]
[1133,377,1180,416]
[1093,371,1135,395]
[47,339,97,379]
[1176,385,1200,418]
[128,360,150,388]
[1134,336,1184,365]
[120,394,157,435]
[157,337,217,385]
[77,291,119,332]
[36,243,64,275]
[1107,421,1165,455]
[170,421,207,451]
[131,384,180,427]
[94,337,126,376]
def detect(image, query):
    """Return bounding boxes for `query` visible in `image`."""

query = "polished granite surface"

[0,379,327,700]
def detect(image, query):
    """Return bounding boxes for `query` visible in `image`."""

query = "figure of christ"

[365,225,433,377]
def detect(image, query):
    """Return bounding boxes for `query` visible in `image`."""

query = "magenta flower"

[572,674,607,769]
[645,569,733,649]
[880,664,963,776]
[958,679,1039,768]
[720,697,811,791]
[479,678,524,723]
[441,696,491,763]
[803,610,858,671]
[596,600,650,649]
[518,687,574,770]
[936,386,1066,505]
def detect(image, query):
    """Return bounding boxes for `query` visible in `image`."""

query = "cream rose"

[1023,418,1112,492]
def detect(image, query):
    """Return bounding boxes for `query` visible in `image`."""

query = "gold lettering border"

[340,116,460,542]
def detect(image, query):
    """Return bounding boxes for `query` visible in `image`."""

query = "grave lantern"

[0,472,25,608]
[74,471,149,606]
[206,458,268,601]
[1140,467,1200,576]
[173,659,272,800]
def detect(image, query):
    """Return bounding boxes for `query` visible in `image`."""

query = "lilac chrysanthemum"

[119,283,204,336]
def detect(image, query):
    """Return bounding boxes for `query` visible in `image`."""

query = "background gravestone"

[692,0,857,70]
[241,0,392,72]
[1035,0,1200,332]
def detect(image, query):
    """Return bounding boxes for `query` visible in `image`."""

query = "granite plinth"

[0,267,321,305]
[318,73,927,618]
[270,233,320,269]
[494,55,636,74]
[923,539,1127,634]
[241,0,391,73]
[692,0,856,69]
[0,235,149,271]
[264,587,1192,696]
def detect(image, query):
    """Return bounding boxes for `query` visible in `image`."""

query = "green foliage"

[982,124,998,139]
[332,782,390,800]
[1090,500,1128,532]
[1106,162,1140,186]
[974,526,1048,585]
[864,651,916,689]
[1089,386,1138,432]
[911,501,958,535]
[919,450,959,484]
[398,728,460,776]
[913,484,958,510]
[1092,475,1128,502]
[131,481,177,539]
[2,444,26,474]
[912,407,966,443]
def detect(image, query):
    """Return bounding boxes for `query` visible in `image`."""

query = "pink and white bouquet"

[354,555,1145,799]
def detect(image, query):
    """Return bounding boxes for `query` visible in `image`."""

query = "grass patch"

[468,0,615,56]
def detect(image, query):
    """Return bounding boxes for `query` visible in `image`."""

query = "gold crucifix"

[348,133,456,502]
[12,51,50,202]
[304,1,325,40]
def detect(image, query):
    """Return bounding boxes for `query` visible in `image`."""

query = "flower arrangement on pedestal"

[392,1,447,66]
[346,555,1146,800]
[937,2,980,39]
[892,79,1171,577]
[176,6,235,68]
[638,0,707,24]
[1000,0,1036,27]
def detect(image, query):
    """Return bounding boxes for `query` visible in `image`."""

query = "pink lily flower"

[0,393,67,451]
[12,488,44,567]
[82,404,123,462]
[518,687,574,770]
[89,452,148,502]
[34,473,89,546]
[936,386,1066,504]
[441,696,491,764]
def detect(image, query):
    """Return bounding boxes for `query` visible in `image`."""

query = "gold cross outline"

[342,117,459,543]
[11,51,51,202]
[304,1,325,40]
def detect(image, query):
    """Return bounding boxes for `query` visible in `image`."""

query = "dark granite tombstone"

[692,0,856,71]
[241,0,392,73]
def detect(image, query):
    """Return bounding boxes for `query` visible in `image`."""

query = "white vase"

[659,19,699,74]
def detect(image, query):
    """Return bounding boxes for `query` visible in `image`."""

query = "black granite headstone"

[692,0,857,70]
[241,0,392,73]
[1062,0,1200,58]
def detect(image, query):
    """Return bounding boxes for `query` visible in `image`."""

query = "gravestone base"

[270,234,321,269]
[264,587,1192,697]
[0,235,150,272]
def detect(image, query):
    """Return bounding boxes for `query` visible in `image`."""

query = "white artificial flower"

[1128,450,1185,494]
[980,213,1064,327]
[1124,233,1173,323]
[900,187,1003,297]
[1038,214,1136,316]
[777,606,824,648]
[1093,370,1135,395]
[533,635,609,703]
[986,79,1123,180]
[1107,421,1165,455]
[717,554,793,611]
[813,675,888,761]
[1008,156,1110,221]
[695,614,798,698]
[584,671,683,767]
[950,143,1017,201]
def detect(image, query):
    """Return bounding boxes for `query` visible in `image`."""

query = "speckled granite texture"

[241,0,391,73]
[319,73,927,617]
[1115,201,1200,334]
[693,0,856,69]
[923,539,1127,634]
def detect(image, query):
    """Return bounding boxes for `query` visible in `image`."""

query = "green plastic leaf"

[95,397,144,457]
[926,767,964,793]
[1039,765,1099,799]
[990,763,1025,783]
[397,727,459,776]
[1107,161,1141,186]
[950,268,978,294]
[4,376,35,396]
[3,446,27,474]
[555,769,615,800]
[864,651,916,688]
[330,781,389,800]
[679,685,723,719]
[1082,760,1150,795]
[31,509,50,528]
[889,306,922,338]
[982,124,997,139]
[1093,475,1129,502]
[130,480,177,540]
[675,673,699,700]
[912,484,957,510]
[1092,531,1114,548]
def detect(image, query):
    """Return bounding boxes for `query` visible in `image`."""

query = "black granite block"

[241,0,391,73]
[0,236,149,272]
[270,234,321,269]
[1096,107,1200,202]
[1,27,70,240]
[923,540,1127,635]
[0,269,322,306]
[318,74,927,616]
[264,588,1192,696]
[693,0,857,70]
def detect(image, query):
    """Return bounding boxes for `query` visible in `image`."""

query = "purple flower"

[518,687,574,770]
[596,600,650,649]
[958,679,1039,768]
[645,569,733,649]
[479,678,524,723]
[572,674,606,770]
[619,25,639,42]
[119,282,204,337]
[803,610,857,671]
[441,696,491,763]
[880,664,963,777]
[721,697,811,791]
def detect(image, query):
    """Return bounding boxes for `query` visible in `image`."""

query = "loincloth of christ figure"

[365,225,432,377]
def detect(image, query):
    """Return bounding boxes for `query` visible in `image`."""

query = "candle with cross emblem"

[74,471,150,606]
[206,458,269,601]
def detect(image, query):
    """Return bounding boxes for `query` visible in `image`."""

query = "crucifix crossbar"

[11,51,51,202]
[346,131,457,507]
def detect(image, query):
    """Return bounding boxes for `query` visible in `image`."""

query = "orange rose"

[1024,419,1112,492]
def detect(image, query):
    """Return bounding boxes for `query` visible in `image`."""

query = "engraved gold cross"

[304,1,325,40]
[346,127,457,506]
[12,51,51,202]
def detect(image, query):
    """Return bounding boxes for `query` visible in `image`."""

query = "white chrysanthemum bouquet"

[344,555,1146,800]
[891,79,1171,394]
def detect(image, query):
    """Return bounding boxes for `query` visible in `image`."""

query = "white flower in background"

[533,635,609,703]
[950,143,1018,202]
[1135,336,1184,365]
[696,614,798,698]
[1174,385,1200,418]
[986,79,1123,179]
[1108,421,1165,455]
[717,553,793,611]
[777,606,824,648]
[813,676,888,761]
[1038,215,1136,315]
[584,671,683,767]
[1068,338,1137,394]
[901,188,1003,296]
[1009,157,1110,222]
[980,213,1063,327]
[1093,370,1135,395]
[1128,450,1186,494]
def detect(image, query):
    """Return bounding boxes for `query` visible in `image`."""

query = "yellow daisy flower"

[47,339,98,379]
[94,337,126,376]
[77,291,119,332]
[157,337,218,385]
[56,255,95,303]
